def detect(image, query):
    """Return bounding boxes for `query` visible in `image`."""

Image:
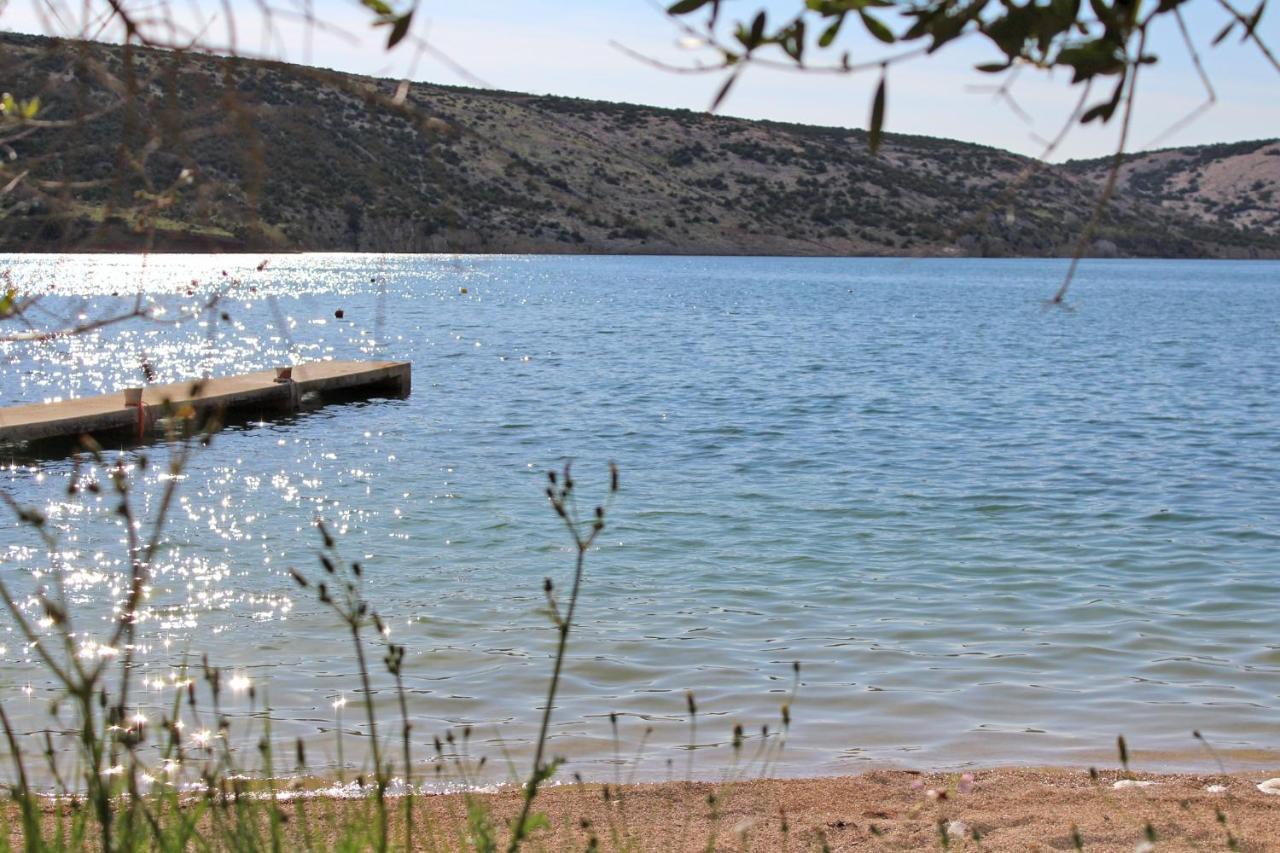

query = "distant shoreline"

[5,247,1280,261]
[5,32,1277,268]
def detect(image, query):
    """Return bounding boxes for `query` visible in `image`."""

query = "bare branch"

[1215,0,1280,73]
[1051,29,1149,306]
[0,306,148,342]
[1142,7,1218,149]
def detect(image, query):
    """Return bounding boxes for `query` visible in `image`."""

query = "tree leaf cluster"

[667,0,1273,139]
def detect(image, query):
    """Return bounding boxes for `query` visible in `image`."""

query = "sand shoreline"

[16,766,1280,850]
[404,767,1280,850]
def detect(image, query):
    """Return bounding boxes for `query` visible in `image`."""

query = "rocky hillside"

[1,31,1276,258]
[1064,140,1280,237]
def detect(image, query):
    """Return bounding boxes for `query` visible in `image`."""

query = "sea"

[0,253,1277,785]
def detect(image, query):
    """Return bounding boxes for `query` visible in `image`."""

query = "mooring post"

[272,366,300,413]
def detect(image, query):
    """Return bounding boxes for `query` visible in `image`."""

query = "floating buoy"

[334,309,344,319]
[460,287,468,294]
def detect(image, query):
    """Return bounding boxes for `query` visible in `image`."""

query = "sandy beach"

[402,768,1280,850]
[17,767,1280,851]
[346,768,1280,850]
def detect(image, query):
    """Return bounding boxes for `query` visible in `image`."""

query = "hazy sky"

[6,0,1278,160]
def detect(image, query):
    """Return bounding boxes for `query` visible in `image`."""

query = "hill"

[1,31,1276,258]
[1063,140,1280,238]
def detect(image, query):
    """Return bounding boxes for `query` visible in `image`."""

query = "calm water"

[0,253,1277,783]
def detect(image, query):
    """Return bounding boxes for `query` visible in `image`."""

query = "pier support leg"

[392,364,411,398]
[278,379,300,413]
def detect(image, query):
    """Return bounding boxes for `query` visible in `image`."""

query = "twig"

[1051,29,1148,306]
[1142,8,1218,149]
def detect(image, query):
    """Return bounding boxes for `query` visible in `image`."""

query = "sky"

[4,0,1278,161]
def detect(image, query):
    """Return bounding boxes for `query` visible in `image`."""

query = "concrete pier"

[0,360,410,447]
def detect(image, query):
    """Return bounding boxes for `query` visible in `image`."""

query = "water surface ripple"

[0,254,1277,779]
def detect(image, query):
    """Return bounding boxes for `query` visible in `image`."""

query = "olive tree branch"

[1051,27,1147,306]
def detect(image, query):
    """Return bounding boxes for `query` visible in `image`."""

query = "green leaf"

[976,62,1012,73]
[818,14,846,48]
[782,20,806,61]
[1081,75,1125,123]
[387,12,412,48]
[1055,39,1125,82]
[868,72,886,155]
[360,0,393,16]
[859,10,895,44]
[709,69,740,112]
[1212,19,1235,45]
[1080,101,1113,123]
[668,0,712,13]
